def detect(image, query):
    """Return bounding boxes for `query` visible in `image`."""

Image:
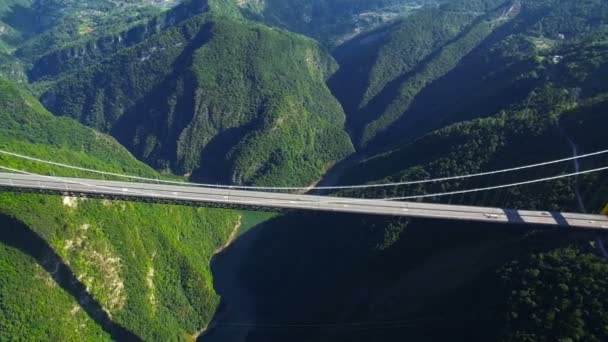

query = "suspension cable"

[386,165,608,200]
[1,148,607,191]
[0,164,328,206]
[2,162,608,206]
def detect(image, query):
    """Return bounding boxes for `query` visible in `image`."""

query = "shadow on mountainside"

[198,216,265,342]
[199,212,379,342]
[199,210,584,342]
[0,214,142,342]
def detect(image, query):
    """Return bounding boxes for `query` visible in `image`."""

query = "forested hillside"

[0,0,608,341]
[338,33,608,207]
[198,2,608,340]
[40,13,353,186]
[331,0,608,150]
[0,78,242,341]
[202,37,608,339]
[0,0,182,58]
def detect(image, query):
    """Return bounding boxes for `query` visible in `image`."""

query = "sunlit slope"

[0,224,112,341]
[0,78,240,341]
[41,15,354,186]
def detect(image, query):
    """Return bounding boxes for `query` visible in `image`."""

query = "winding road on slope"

[563,129,608,257]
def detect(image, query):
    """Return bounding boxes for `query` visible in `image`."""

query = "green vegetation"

[331,0,511,148]
[337,32,608,211]
[330,0,608,150]
[1,1,608,341]
[42,14,354,186]
[0,77,241,340]
[0,0,182,63]
[0,227,112,341]
[338,98,608,211]
[498,247,608,341]
[25,0,215,83]
[0,77,157,177]
[239,210,277,236]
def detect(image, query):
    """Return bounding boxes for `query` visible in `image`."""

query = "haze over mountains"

[0,0,608,341]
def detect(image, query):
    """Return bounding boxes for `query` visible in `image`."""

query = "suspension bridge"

[0,149,607,230]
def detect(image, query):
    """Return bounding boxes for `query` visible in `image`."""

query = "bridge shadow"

[550,211,570,227]
[0,214,142,342]
[504,209,525,224]
[503,209,571,229]
[198,210,582,342]
[198,211,381,342]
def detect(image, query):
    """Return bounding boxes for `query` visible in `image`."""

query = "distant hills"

[238,0,437,47]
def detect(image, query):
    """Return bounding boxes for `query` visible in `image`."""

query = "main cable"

[2,163,608,206]
[386,165,608,200]
[0,165,330,207]
[1,148,607,191]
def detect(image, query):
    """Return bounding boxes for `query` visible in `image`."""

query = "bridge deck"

[0,172,607,230]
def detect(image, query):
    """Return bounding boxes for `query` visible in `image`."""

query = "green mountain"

[1,0,608,341]
[0,77,244,341]
[25,0,214,82]
[330,0,608,150]
[337,31,608,206]
[202,34,608,338]
[0,0,191,83]
[0,0,181,57]
[197,4,608,341]
[40,13,354,186]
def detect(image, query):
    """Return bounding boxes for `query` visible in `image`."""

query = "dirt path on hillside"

[216,216,242,255]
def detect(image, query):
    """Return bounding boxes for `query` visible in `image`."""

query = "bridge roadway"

[0,172,607,230]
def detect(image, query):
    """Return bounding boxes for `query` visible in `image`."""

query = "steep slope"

[201,212,608,342]
[41,14,354,186]
[330,0,608,150]
[337,33,608,207]
[0,78,242,341]
[0,217,113,341]
[0,0,183,62]
[0,0,198,83]
[201,71,608,342]
[201,17,608,342]
[25,0,213,82]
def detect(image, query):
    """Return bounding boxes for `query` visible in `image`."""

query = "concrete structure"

[0,172,607,230]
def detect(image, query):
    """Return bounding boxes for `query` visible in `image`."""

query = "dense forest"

[0,0,607,341]
[0,77,246,340]
[200,1,608,341]
[331,0,608,150]
[40,13,354,187]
